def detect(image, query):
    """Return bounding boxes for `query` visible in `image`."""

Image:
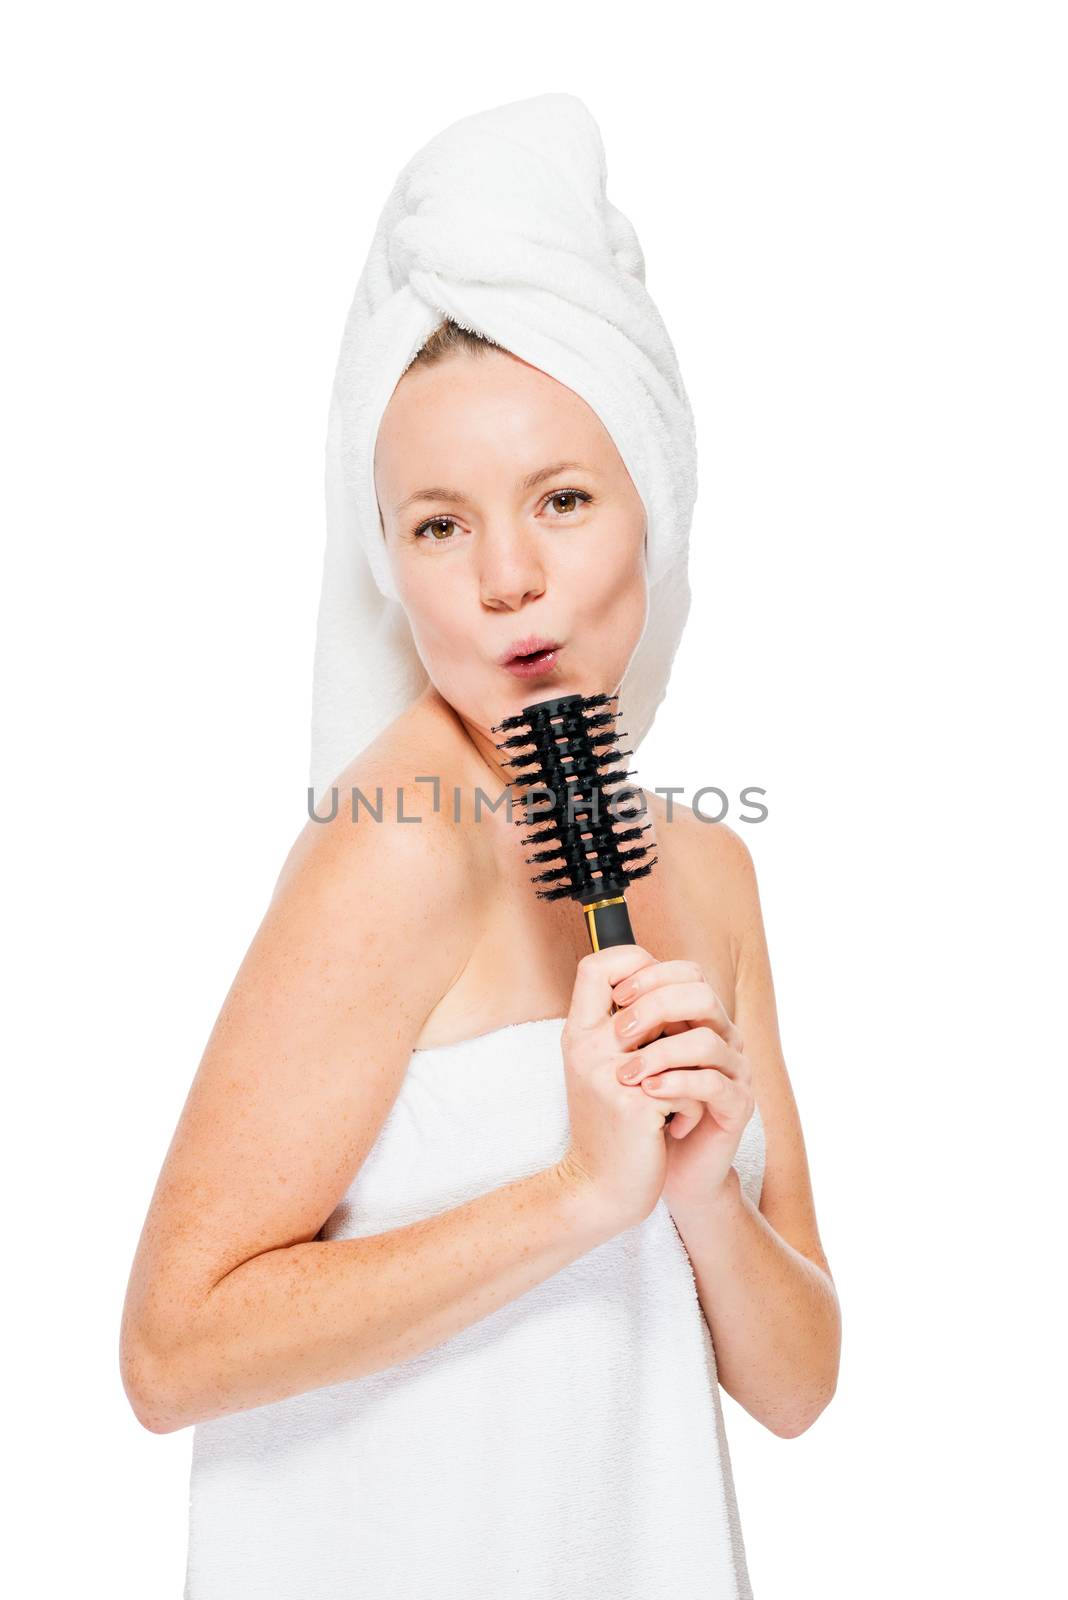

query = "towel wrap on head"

[309,91,698,808]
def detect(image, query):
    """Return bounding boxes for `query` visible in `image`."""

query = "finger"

[636,1090,702,1134]
[664,1099,704,1138]
[567,946,659,1032]
[613,978,740,1049]
[643,1068,753,1129]
[612,958,707,1009]
[616,1026,737,1082]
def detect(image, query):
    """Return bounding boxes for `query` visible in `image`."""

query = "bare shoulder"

[660,810,770,996]
[275,708,487,972]
[642,790,759,961]
[276,751,479,933]
[642,788,752,869]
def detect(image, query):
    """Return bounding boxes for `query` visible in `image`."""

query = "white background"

[5,3,1065,1595]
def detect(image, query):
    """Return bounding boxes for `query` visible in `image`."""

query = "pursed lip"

[496,635,564,666]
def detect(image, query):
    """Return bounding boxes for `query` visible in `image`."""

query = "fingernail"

[615,982,636,1003]
[620,1018,639,1036]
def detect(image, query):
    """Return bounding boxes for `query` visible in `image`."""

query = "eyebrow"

[393,460,591,514]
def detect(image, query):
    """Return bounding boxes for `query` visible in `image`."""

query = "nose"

[478,525,547,611]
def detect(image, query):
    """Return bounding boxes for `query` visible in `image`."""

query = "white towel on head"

[310,92,698,808]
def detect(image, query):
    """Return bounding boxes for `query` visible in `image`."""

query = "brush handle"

[582,895,675,1125]
[581,895,636,952]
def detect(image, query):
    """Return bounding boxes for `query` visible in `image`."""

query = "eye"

[411,515,461,543]
[544,489,592,516]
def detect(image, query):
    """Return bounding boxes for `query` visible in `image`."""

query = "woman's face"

[373,347,649,747]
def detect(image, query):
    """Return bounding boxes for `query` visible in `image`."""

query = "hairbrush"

[490,690,657,950]
[491,691,672,1116]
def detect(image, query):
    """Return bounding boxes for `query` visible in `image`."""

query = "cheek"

[398,570,458,643]
[581,531,647,623]
[393,563,477,684]
[610,577,650,657]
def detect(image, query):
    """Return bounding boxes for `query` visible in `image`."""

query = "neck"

[421,686,539,809]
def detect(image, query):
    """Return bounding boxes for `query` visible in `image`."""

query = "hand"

[556,946,690,1235]
[609,959,755,1218]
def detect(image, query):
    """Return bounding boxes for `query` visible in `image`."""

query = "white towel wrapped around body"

[310,92,698,807]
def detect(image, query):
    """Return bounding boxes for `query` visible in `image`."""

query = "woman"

[120,95,840,1599]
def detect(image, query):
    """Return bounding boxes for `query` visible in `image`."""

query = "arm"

[131,1160,607,1434]
[669,824,841,1440]
[119,778,614,1434]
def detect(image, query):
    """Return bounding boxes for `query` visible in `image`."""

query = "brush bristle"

[490,691,658,905]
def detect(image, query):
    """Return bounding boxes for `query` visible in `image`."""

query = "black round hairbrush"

[492,689,674,1120]
[490,690,658,954]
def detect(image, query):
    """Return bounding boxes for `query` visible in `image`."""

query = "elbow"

[771,1409,821,1441]
[129,1401,182,1436]
[770,1376,838,1440]
[119,1327,190,1435]
[129,1394,188,1436]
[773,1287,842,1439]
